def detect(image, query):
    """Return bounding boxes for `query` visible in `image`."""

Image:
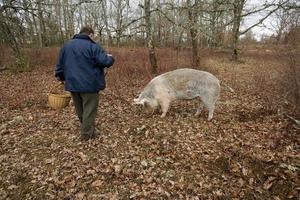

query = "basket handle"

[49,81,65,94]
[104,68,109,77]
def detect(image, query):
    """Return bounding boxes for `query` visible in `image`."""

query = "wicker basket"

[48,93,71,109]
[48,83,71,109]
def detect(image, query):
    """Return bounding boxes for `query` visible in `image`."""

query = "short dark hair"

[79,26,94,35]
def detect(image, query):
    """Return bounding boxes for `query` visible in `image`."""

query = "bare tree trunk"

[65,0,74,38]
[231,0,245,61]
[62,0,69,39]
[115,0,123,47]
[55,0,64,43]
[145,0,158,76]
[187,0,201,67]
[274,9,289,44]
[209,0,220,47]
[78,4,83,28]
[30,1,42,48]
[37,0,47,46]
[69,9,75,38]
[23,0,34,45]
[156,0,162,46]
[102,0,113,46]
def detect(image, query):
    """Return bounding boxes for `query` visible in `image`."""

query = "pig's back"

[162,68,220,99]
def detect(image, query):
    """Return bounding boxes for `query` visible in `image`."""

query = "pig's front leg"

[159,99,170,118]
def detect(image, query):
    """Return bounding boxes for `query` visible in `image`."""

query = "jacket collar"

[73,34,95,43]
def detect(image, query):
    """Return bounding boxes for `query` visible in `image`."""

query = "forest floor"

[0,47,299,199]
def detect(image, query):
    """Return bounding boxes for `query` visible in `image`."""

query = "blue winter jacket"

[55,34,114,93]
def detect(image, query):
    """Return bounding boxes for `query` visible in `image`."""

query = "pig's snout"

[132,98,139,105]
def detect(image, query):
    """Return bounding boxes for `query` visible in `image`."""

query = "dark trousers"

[71,92,99,136]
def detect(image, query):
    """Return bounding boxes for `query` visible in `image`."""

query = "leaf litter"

[0,52,299,199]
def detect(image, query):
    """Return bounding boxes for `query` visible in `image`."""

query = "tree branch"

[240,8,279,35]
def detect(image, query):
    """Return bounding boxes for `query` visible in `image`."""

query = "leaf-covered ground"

[0,48,299,199]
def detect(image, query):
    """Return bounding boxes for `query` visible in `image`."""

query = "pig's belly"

[174,90,199,100]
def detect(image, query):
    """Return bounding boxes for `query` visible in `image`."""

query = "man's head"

[79,26,94,39]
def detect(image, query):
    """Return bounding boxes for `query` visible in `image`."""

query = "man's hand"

[56,77,64,85]
[107,54,115,65]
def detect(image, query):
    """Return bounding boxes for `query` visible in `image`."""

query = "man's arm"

[93,44,115,68]
[55,47,65,81]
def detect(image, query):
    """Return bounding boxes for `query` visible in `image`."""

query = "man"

[55,26,114,141]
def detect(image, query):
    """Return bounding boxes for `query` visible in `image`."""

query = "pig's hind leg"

[200,95,216,121]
